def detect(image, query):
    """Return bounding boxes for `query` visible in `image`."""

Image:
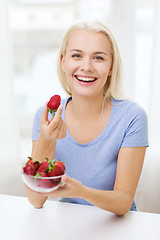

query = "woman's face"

[61,29,112,98]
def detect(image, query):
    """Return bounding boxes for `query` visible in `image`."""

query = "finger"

[54,104,63,121]
[62,174,68,183]
[58,117,63,130]
[58,122,67,139]
[56,120,64,139]
[57,123,66,139]
[63,122,67,136]
[40,102,48,124]
[40,187,63,197]
[50,105,63,128]
[62,174,71,184]
[51,117,63,135]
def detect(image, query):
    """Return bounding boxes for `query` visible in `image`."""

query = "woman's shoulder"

[111,99,149,147]
[112,99,148,133]
[111,98,148,126]
[111,98,146,114]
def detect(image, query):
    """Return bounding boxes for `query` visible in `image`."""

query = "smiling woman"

[62,29,112,94]
[23,20,149,216]
[60,29,113,98]
[58,21,123,101]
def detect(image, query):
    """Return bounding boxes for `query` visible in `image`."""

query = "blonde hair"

[57,20,124,100]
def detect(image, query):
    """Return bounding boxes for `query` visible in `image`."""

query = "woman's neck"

[68,94,110,122]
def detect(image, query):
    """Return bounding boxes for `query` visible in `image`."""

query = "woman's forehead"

[66,29,112,53]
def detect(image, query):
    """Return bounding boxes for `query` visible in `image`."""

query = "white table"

[0,194,160,240]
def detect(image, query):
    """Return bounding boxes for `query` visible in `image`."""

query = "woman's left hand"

[40,175,85,199]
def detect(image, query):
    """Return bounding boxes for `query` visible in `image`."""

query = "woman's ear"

[108,63,113,76]
[61,54,66,72]
[108,69,112,76]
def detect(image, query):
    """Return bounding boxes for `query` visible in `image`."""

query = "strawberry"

[56,160,65,171]
[33,161,40,171]
[36,172,53,188]
[48,161,65,177]
[37,161,49,173]
[26,157,40,170]
[47,95,61,115]
[26,157,33,165]
[41,172,48,177]
[23,163,36,176]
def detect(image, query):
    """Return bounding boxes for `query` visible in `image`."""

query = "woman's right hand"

[39,103,67,142]
[25,103,66,207]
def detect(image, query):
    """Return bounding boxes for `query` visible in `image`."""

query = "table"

[0,194,160,240]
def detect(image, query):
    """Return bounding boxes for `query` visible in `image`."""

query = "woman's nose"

[80,57,93,72]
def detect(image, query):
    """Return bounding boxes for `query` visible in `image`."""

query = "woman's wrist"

[34,134,56,162]
[25,186,48,208]
[38,133,56,145]
[77,184,90,200]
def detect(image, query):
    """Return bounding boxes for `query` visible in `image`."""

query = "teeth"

[76,76,96,81]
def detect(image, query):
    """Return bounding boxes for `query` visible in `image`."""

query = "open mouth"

[74,75,97,83]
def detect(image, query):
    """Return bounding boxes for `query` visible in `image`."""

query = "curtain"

[0,0,19,161]
[149,0,160,155]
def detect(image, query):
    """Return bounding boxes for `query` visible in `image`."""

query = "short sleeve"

[121,103,149,148]
[32,106,44,141]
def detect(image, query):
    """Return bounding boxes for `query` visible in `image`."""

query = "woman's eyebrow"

[70,49,82,52]
[94,51,107,55]
[70,49,107,55]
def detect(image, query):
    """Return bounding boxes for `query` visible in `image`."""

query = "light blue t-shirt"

[32,97,149,211]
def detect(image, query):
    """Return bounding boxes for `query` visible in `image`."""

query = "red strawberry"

[36,172,53,188]
[37,161,49,173]
[26,157,40,170]
[41,172,48,177]
[48,162,64,177]
[47,95,61,115]
[33,161,40,171]
[23,163,36,176]
[56,160,65,171]
[26,157,33,165]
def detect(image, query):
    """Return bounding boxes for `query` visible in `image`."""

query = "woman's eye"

[72,54,81,58]
[94,56,104,60]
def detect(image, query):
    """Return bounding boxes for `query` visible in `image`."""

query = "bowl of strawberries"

[21,157,65,193]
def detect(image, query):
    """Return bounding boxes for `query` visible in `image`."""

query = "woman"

[25,21,148,216]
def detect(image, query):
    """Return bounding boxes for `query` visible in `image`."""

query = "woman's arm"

[24,104,66,208]
[80,146,146,215]
[41,146,146,215]
[24,140,49,209]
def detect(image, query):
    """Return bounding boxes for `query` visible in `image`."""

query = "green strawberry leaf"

[35,172,42,179]
[28,156,39,163]
[47,108,57,115]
